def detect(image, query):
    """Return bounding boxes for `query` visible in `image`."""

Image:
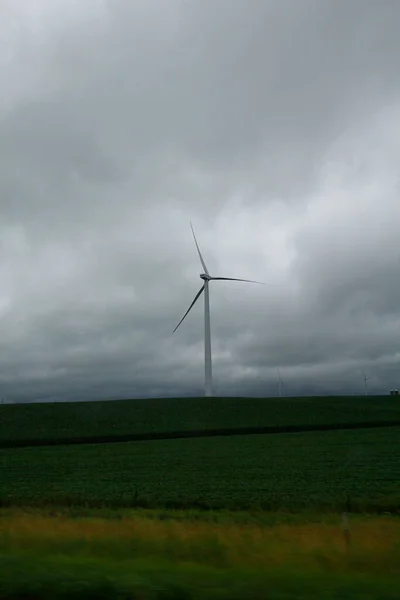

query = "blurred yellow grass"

[1,510,399,574]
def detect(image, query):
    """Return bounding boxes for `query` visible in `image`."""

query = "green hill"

[1,395,400,447]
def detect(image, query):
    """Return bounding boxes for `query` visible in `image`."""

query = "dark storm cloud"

[1,0,400,403]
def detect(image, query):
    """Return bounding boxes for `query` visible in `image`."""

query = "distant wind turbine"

[363,371,370,396]
[277,368,283,398]
[173,223,264,397]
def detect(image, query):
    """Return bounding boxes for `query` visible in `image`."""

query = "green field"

[1,509,399,600]
[3,397,400,598]
[1,395,400,445]
[2,426,399,511]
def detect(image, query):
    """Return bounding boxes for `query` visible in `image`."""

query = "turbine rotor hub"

[200,273,211,281]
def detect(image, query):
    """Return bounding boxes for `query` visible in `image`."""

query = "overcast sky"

[1,0,400,403]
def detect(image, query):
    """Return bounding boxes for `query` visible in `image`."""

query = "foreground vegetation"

[2,426,399,512]
[1,508,399,599]
[2,395,400,446]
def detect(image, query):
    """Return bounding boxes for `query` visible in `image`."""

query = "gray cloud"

[1,0,400,403]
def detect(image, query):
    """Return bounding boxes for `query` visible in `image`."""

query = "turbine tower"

[363,371,369,396]
[173,223,263,397]
[277,368,283,398]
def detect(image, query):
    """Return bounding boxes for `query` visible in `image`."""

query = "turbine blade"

[190,222,209,275]
[173,285,205,333]
[211,277,265,285]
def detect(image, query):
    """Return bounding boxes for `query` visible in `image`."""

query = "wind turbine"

[173,223,264,397]
[277,368,283,398]
[362,371,369,396]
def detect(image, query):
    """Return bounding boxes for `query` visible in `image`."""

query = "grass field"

[1,509,399,599]
[1,395,400,446]
[3,426,399,512]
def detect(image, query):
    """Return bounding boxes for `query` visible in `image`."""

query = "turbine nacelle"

[200,273,211,281]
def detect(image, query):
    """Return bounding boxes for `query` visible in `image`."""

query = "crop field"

[3,399,400,598]
[1,395,400,446]
[2,426,399,511]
